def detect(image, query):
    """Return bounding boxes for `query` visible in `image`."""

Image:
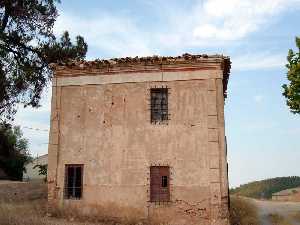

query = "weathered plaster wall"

[48,69,229,225]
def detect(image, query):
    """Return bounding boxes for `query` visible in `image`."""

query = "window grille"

[64,164,83,199]
[150,88,168,123]
[150,166,170,202]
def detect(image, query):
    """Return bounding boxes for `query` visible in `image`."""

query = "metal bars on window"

[64,164,83,200]
[150,88,169,124]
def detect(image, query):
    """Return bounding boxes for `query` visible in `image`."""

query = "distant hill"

[230,176,300,199]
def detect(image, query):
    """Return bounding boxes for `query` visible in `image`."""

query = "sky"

[13,0,300,187]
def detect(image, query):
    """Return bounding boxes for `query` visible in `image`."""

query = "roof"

[272,187,300,196]
[35,154,48,162]
[25,154,48,166]
[51,53,231,98]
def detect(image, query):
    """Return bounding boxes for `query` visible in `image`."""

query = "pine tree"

[282,37,300,114]
[0,1,88,121]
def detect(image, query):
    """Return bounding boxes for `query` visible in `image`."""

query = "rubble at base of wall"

[47,200,229,225]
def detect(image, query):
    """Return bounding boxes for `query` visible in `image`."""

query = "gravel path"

[250,199,300,225]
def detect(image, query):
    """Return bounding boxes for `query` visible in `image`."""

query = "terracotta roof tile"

[51,53,230,69]
[51,53,231,98]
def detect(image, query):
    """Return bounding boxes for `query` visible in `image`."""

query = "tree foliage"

[230,176,300,199]
[33,164,47,182]
[0,124,31,180]
[0,0,88,121]
[282,37,300,114]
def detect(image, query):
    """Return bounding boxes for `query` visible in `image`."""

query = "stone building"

[272,187,300,202]
[47,53,231,225]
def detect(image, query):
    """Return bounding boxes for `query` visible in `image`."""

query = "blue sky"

[13,0,300,187]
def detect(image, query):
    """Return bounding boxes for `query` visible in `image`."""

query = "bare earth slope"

[251,199,300,225]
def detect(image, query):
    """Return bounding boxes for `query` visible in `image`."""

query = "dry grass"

[0,200,50,225]
[0,181,147,225]
[0,200,147,225]
[1,181,264,225]
[0,180,51,225]
[49,205,146,225]
[0,181,83,225]
[289,211,300,223]
[230,196,260,225]
[268,213,292,225]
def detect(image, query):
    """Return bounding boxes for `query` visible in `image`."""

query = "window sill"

[151,121,169,125]
[64,198,82,201]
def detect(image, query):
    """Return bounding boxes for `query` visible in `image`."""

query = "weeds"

[0,183,265,225]
[268,213,292,225]
[0,200,49,225]
[289,211,300,223]
[230,196,260,225]
[0,200,147,225]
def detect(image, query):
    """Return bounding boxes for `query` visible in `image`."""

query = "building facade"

[23,154,48,181]
[272,187,300,202]
[47,54,231,225]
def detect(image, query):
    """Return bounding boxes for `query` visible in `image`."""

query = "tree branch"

[0,5,10,33]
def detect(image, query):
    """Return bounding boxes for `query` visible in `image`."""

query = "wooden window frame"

[150,166,170,202]
[150,88,169,124]
[64,164,84,200]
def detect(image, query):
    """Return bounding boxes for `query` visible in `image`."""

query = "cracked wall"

[48,69,229,225]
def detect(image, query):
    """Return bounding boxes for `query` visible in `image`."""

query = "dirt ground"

[2,180,300,225]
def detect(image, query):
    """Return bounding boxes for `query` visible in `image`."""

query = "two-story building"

[47,53,231,225]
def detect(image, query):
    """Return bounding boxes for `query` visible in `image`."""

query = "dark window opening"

[150,166,170,202]
[64,164,83,199]
[150,88,168,123]
[162,176,168,187]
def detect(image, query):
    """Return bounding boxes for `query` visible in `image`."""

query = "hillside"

[230,176,300,199]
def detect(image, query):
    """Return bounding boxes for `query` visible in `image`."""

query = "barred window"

[150,166,170,202]
[150,88,168,123]
[64,164,83,199]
